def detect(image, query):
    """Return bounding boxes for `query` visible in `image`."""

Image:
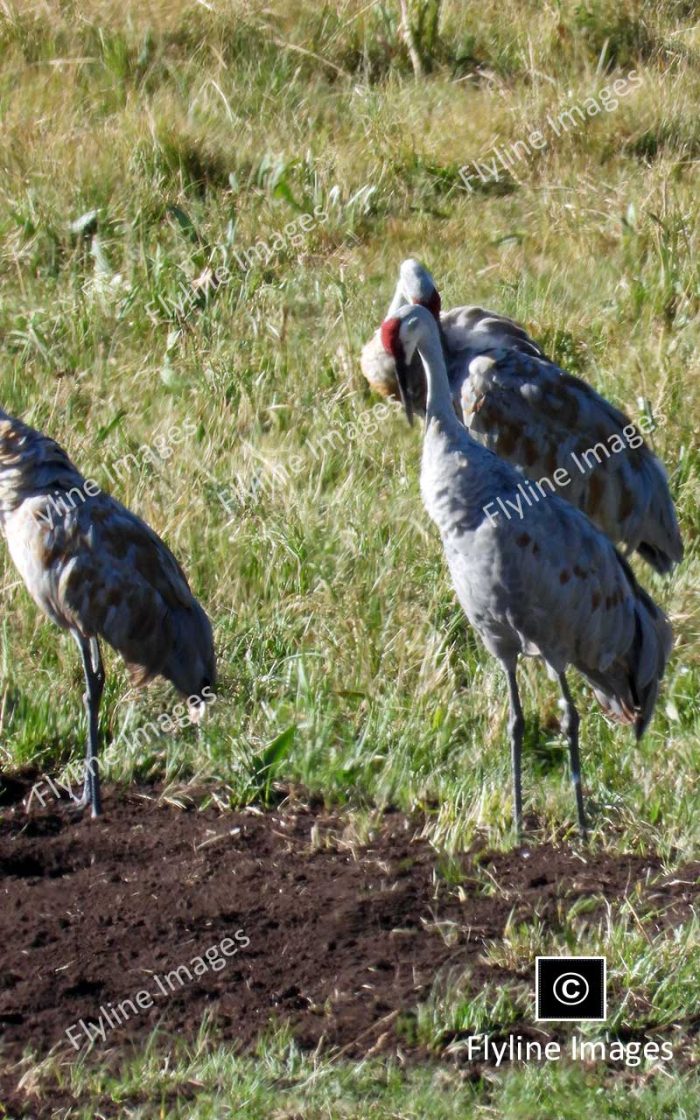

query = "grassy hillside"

[0,0,698,1115]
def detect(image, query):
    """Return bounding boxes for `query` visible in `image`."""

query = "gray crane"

[380,304,673,836]
[0,409,216,817]
[361,258,546,406]
[362,260,683,575]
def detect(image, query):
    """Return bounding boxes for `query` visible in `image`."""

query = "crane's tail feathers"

[636,538,682,576]
[579,567,672,739]
[628,582,673,738]
[634,459,683,575]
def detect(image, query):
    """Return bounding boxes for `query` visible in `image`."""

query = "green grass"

[411,906,700,1051]
[14,1026,700,1119]
[0,0,699,1114]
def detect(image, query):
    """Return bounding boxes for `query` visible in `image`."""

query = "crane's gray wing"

[37,495,201,684]
[440,305,546,360]
[508,497,671,732]
[451,493,671,733]
[458,350,682,573]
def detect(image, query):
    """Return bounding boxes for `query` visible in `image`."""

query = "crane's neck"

[385,277,406,320]
[415,327,463,435]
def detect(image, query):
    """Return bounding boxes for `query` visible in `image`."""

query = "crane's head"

[401,258,442,318]
[380,303,438,426]
[360,260,441,411]
[387,259,442,321]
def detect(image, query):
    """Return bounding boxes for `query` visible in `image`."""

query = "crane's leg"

[506,668,524,837]
[73,634,105,818]
[558,672,587,840]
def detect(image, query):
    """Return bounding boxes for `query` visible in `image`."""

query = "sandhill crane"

[380,304,673,836]
[362,260,683,575]
[0,409,216,818]
[361,258,545,405]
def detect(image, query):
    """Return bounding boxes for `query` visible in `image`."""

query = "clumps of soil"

[0,777,697,1116]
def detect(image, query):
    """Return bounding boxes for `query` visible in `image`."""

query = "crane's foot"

[68,794,102,819]
[68,788,93,818]
[69,769,102,818]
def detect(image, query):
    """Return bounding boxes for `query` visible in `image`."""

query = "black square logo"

[536,957,606,1021]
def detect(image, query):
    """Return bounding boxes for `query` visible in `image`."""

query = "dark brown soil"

[0,772,698,1117]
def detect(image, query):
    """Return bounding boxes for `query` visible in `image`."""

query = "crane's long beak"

[395,351,414,426]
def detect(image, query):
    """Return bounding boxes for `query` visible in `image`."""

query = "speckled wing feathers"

[440,305,546,361]
[0,412,215,699]
[423,418,672,735]
[460,348,683,572]
[0,414,85,516]
[360,300,682,571]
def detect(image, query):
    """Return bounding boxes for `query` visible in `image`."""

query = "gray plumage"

[380,305,673,836]
[362,259,683,575]
[0,409,216,817]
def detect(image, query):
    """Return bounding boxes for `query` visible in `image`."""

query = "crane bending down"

[380,305,673,836]
[362,260,683,575]
[0,410,216,818]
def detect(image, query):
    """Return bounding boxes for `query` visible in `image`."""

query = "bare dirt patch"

[1,775,698,1116]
